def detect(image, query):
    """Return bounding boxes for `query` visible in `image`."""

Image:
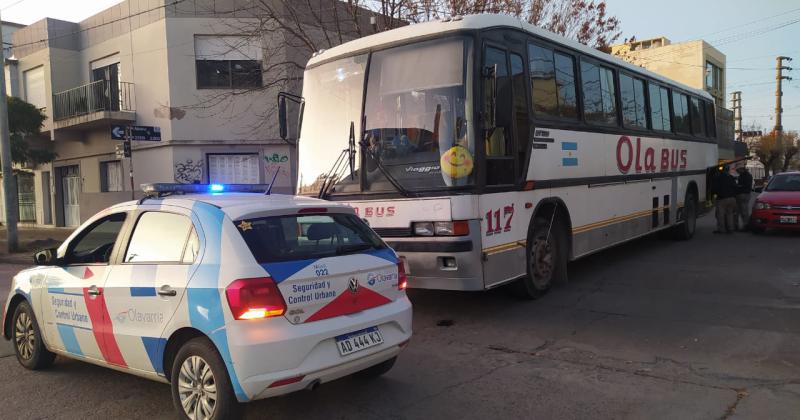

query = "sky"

[1,0,798,132]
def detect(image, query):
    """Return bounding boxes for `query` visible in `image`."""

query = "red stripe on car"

[83,288,128,367]
[304,287,392,323]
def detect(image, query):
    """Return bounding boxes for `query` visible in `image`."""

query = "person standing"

[736,166,753,231]
[712,166,737,234]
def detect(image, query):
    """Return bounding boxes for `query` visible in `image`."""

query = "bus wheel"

[672,192,697,240]
[514,217,567,299]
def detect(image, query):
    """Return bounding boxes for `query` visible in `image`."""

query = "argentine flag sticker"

[561,141,578,166]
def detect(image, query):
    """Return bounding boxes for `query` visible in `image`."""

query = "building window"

[100,160,123,192]
[207,154,260,184]
[195,36,263,89]
[580,60,617,125]
[528,43,578,119]
[705,61,722,92]
[23,66,46,110]
[619,73,647,129]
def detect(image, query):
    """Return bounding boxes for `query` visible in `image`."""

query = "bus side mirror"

[483,64,497,130]
[278,95,288,140]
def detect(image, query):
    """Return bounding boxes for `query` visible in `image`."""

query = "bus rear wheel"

[513,216,567,299]
[672,192,697,240]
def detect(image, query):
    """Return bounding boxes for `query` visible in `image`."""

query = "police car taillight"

[397,261,408,290]
[225,277,286,320]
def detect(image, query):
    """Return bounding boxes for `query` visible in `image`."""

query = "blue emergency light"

[141,183,272,197]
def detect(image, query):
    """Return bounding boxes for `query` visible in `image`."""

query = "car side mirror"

[33,248,58,266]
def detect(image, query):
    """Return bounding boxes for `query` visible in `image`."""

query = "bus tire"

[672,192,697,240]
[513,216,568,299]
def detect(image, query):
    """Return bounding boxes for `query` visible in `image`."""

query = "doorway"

[58,165,81,227]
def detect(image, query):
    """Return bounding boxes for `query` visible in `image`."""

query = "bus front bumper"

[384,221,484,291]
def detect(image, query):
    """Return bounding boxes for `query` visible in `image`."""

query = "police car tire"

[171,337,243,420]
[513,217,567,299]
[354,356,397,379]
[12,301,55,370]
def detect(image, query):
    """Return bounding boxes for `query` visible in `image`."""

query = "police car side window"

[124,212,193,263]
[66,212,127,265]
[182,228,200,264]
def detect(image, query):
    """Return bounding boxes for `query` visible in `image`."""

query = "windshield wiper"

[319,122,358,199]
[336,243,373,255]
[360,134,413,198]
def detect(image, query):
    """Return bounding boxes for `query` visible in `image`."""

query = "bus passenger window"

[648,84,671,132]
[672,92,691,134]
[689,97,703,136]
[511,53,530,175]
[528,43,577,119]
[484,46,515,185]
[581,60,617,125]
[620,74,647,129]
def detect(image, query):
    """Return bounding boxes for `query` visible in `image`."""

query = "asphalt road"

[1,214,799,420]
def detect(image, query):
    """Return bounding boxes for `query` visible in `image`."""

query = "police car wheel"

[12,301,55,370]
[354,356,397,379]
[171,337,242,420]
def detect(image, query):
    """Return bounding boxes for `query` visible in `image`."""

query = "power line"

[0,0,26,11]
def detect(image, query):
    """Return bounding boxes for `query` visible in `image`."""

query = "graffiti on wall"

[174,159,203,184]
[264,153,290,186]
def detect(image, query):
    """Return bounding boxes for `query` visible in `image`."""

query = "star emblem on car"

[237,220,253,231]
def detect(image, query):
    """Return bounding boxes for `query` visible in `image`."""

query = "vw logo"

[348,277,359,294]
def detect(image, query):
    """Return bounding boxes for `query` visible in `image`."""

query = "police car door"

[40,211,129,363]
[102,207,198,373]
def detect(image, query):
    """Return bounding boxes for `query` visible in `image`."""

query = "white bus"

[282,14,719,298]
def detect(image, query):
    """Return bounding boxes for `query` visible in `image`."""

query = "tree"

[779,131,799,172]
[7,96,55,166]
[752,131,799,176]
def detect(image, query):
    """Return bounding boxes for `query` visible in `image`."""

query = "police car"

[2,183,412,420]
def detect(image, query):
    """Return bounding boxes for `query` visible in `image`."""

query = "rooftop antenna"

[265,166,280,195]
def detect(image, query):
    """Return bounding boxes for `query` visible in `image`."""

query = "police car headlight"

[754,201,771,210]
[413,222,434,236]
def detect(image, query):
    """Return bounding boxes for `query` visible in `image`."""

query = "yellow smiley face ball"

[440,145,474,179]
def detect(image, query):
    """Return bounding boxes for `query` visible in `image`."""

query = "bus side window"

[510,53,530,178]
[580,59,618,126]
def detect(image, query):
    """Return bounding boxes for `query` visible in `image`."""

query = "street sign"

[111,125,162,141]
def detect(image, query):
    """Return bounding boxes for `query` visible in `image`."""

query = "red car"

[751,171,800,232]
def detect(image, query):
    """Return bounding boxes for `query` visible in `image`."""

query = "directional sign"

[111,125,162,142]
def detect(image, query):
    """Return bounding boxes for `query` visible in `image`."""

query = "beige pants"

[715,197,736,232]
[736,193,751,227]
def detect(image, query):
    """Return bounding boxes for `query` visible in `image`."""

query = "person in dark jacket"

[735,167,753,230]
[712,166,737,233]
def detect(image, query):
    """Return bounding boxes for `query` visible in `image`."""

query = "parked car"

[2,183,412,420]
[750,172,800,233]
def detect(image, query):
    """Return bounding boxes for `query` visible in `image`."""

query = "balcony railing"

[53,80,135,121]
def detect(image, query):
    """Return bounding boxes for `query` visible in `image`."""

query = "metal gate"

[60,165,81,227]
[16,172,35,223]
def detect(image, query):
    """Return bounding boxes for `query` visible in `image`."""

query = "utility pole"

[775,56,793,148]
[731,91,742,142]
[0,10,18,252]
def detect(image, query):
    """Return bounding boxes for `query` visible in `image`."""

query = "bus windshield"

[363,37,475,192]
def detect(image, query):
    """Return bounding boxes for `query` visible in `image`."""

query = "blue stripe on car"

[141,337,167,375]
[188,202,248,402]
[130,287,156,297]
[56,324,84,356]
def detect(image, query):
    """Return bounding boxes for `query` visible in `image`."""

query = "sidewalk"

[0,226,74,264]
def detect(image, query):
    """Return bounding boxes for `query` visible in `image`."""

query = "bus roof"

[307,13,714,102]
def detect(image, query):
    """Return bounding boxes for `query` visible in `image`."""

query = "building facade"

[611,37,734,160]
[2,0,308,227]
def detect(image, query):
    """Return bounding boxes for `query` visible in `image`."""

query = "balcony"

[52,80,135,130]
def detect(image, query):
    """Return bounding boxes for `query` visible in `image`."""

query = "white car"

[2,183,412,420]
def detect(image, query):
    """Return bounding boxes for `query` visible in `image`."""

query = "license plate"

[335,326,384,356]
[779,216,797,224]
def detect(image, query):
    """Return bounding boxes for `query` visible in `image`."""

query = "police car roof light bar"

[140,183,271,200]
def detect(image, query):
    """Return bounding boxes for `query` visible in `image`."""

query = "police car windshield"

[235,213,386,263]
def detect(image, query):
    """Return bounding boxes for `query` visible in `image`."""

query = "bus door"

[481,33,532,288]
